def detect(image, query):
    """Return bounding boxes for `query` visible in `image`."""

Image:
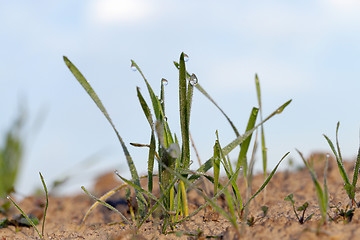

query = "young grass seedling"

[297,150,329,225]
[65,53,292,233]
[323,122,360,207]
[329,204,354,223]
[7,172,49,239]
[247,206,268,227]
[284,193,313,224]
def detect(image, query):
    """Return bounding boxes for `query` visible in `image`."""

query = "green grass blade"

[190,100,291,181]
[255,74,268,176]
[115,172,175,215]
[353,145,360,188]
[213,140,221,198]
[173,61,240,137]
[323,134,351,186]
[335,122,343,163]
[323,155,329,221]
[237,107,259,179]
[63,57,145,217]
[195,84,240,137]
[39,172,48,237]
[179,52,190,168]
[81,186,131,225]
[131,60,161,120]
[137,87,154,130]
[216,135,243,211]
[297,150,327,223]
[148,133,156,193]
[243,152,289,209]
[7,196,42,239]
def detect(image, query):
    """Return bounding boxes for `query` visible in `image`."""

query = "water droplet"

[160,99,164,104]
[168,143,180,159]
[130,62,137,71]
[161,78,168,86]
[326,153,330,159]
[114,170,120,175]
[184,53,189,62]
[189,73,198,86]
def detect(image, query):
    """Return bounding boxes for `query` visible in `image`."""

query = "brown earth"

[1,152,360,240]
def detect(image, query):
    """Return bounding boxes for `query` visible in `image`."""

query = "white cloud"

[87,0,158,26]
[327,0,360,9]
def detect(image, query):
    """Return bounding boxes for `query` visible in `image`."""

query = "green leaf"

[63,56,145,217]
[190,100,291,181]
[243,152,289,209]
[237,107,259,179]
[284,193,295,205]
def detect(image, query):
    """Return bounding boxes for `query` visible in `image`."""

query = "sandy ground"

[1,152,360,240]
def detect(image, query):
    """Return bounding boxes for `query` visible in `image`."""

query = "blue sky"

[1,0,360,195]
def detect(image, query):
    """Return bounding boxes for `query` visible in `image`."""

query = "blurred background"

[1,0,360,195]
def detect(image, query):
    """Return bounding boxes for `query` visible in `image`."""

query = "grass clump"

[323,122,360,207]
[64,53,291,233]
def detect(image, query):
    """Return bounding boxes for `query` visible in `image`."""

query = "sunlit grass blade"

[237,107,258,181]
[39,172,48,237]
[7,195,42,239]
[297,150,328,224]
[242,152,289,212]
[190,100,291,181]
[63,56,145,217]
[81,186,131,225]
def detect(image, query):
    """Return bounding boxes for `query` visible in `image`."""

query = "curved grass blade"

[353,146,360,189]
[242,152,289,211]
[323,133,353,203]
[81,186,131,225]
[7,196,42,239]
[39,172,48,237]
[131,60,161,120]
[190,100,291,181]
[63,56,145,216]
[297,150,328,224]
[81,182,129,224]
[173,61,240,137]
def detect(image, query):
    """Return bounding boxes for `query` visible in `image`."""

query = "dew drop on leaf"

[161,78,168,86]
[189,73,198,86]
[184,53,189,62]
[130,62,137,71]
